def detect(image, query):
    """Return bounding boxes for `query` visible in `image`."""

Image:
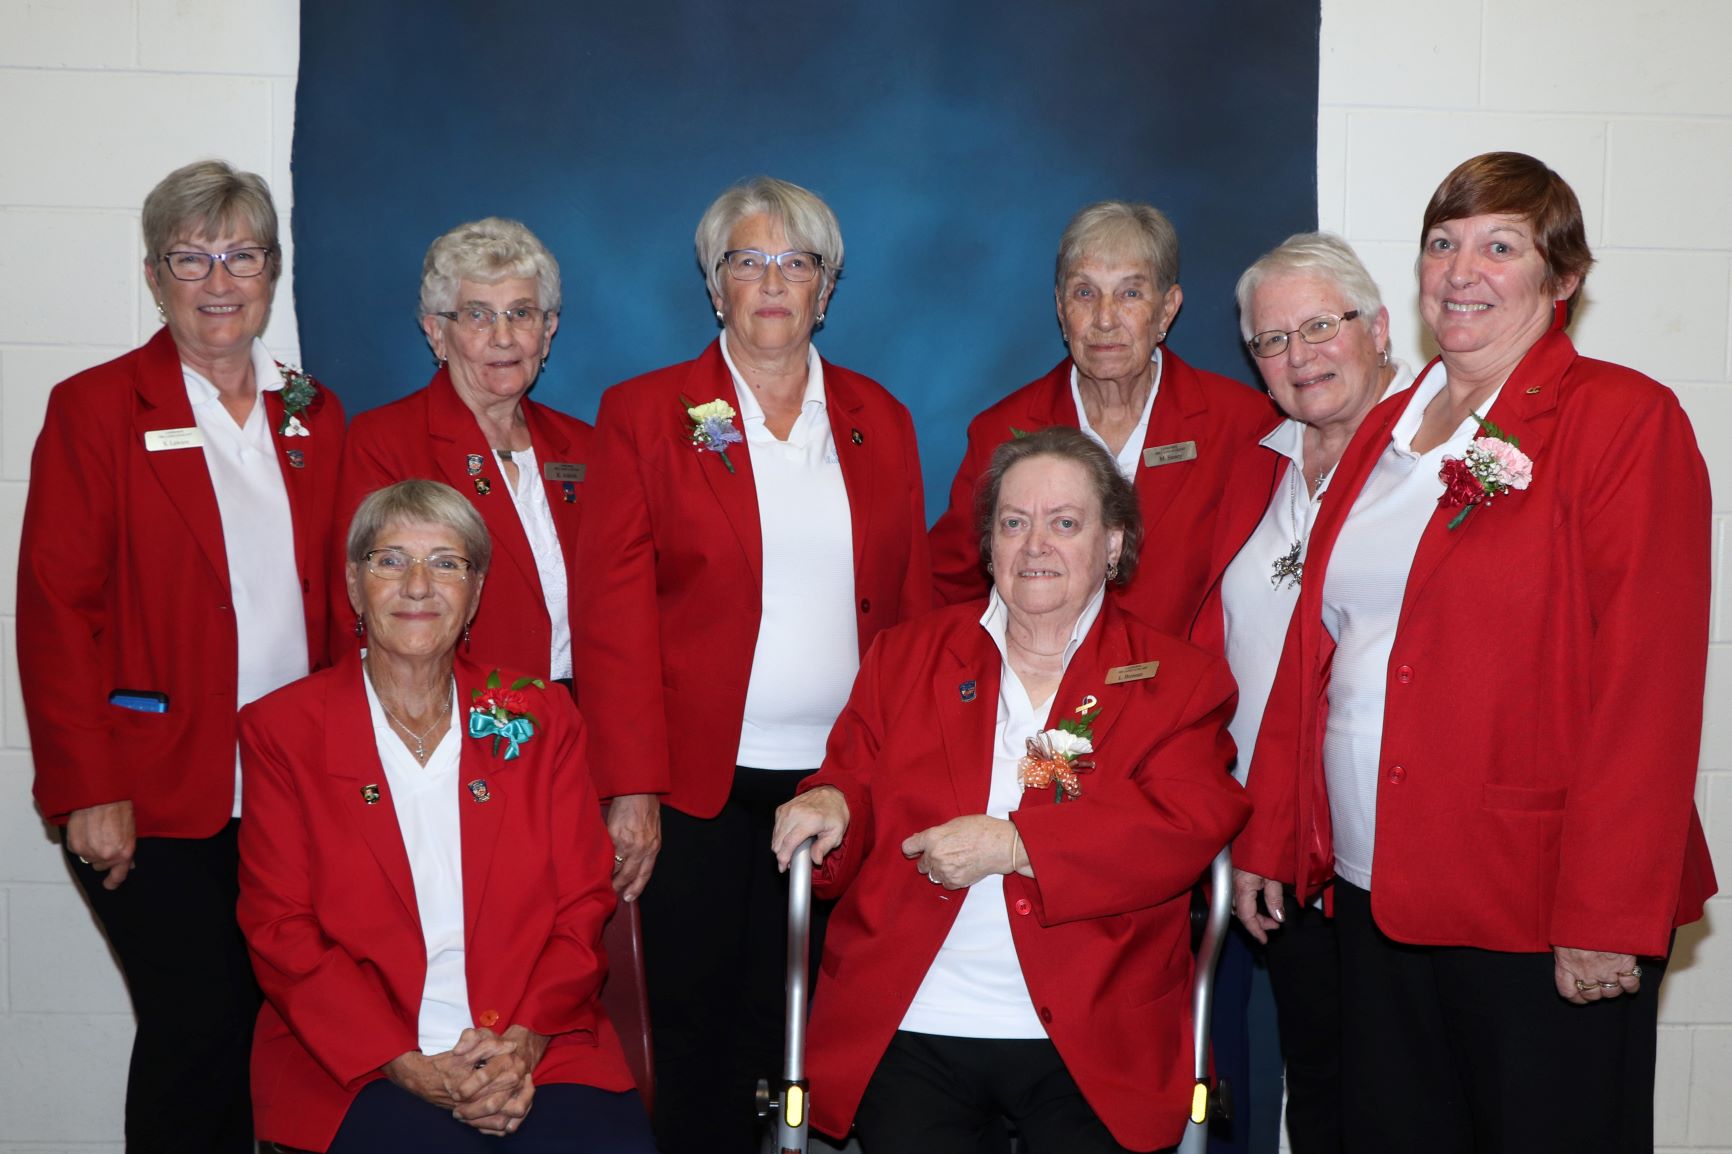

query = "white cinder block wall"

[0,0,1726,1147]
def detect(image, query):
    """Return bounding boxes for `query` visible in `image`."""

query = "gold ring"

[1618,965,1643,979]
[1574,979,1597,992]
[613,854,625,865]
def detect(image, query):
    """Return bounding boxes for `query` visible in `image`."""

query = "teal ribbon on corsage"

[468,710,534,760]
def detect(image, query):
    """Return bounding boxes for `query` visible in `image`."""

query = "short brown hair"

[1421,152,1593,319]
[974,427,1143,587]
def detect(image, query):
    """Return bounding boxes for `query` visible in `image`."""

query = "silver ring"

[1599,981,1619,990]
[928,873,941,886]
[77,856,90,865]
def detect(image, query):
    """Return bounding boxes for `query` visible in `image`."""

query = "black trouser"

[855,1031,1148,1154]
[1263,890,1343,1154]
[66,820,259,1154]
[1333,882,1665,1154]
[326,1081,655,1154]
[638,765,829,1154]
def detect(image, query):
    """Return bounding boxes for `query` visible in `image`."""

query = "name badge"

[1142,441,1196,468]
[544,462,586,483]
[144,427,205,452]
[1105,661,1160,685]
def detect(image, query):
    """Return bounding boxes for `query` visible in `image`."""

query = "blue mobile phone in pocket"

[109,689,169,713]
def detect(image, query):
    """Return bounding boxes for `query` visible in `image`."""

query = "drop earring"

[155,301,167,324]
[353,613,365,639]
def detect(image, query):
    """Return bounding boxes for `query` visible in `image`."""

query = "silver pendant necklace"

[368,661,453,763]
[1270,463,1327,591]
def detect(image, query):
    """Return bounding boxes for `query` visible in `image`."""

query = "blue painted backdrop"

[293,0,1319,520]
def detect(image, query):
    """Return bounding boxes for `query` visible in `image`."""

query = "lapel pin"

[468,779,492,804]
[360,783,382,805]
[562,481,577,504]
[466,453,485,476]
[285,449,305,469]
[959,680,977,702]
[474,477,491,496]
[1525,386,1542,394]
[1075,694,1098,714]
[851,428,864,446]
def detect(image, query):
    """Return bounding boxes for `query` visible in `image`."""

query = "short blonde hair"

[346,480,492,576]
[142,160,280,278]
[1055,201,1179,293]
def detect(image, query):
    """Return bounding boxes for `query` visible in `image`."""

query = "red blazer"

[334,369,592,679]
[236,653,635,1152]
[571,340,931,816]
[928,351,1280,636]
[799,600,1249,1152]
[19,327,344,836]
[1235,327,1717,957]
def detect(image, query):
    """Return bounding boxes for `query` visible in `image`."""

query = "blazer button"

[1396,665,1413,684]
[1014,898,1032,916]
[1039,1007,1053,1024]
[859,598,871,614]
[477,1009,500,1028]
[1387,765,1407,785]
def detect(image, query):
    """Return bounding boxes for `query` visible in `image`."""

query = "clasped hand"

[385,1024,550,1136]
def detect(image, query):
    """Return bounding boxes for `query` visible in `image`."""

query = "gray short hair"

[1055,201,1180,294]
[142,160,280,278]
[419,217,562,317]
[974,427,1143,588]
[346,480,492,576]
[1235,232,1385,342]
[695,177,844,307]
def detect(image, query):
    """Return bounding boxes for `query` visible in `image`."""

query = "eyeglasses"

[718,249,824,283]
[157,246,276,281]
[1247,310,1360,358]
[363,549,474,582]
[435,305,549,333]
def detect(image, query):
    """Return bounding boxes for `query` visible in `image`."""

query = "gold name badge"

[544,462,586,483]
[1142,441,1197,468]
[1105,661,1160,685]
[143,427,205,452]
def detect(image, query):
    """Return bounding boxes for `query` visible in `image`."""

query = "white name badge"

[144,427,205,452]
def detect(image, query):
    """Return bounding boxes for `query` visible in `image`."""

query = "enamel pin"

[360,784,382,805]
[466,453,485,476]
[468,779,492,804]
[285,449,305,469]
[562,481,577,504]
[474,477,491,496]
[851,428,864,445]
[959,680,977,702]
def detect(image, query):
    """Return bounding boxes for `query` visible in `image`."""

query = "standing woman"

[1194,233,1409,1153]
[18,159,345,1152]
[928,200,1277,635]
[336,218,587,682]
[1233,153,1717,1150]
[573,176,931,1153]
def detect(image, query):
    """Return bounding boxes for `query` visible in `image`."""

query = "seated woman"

[237,480,656,1153]
[773,428,1250,1154]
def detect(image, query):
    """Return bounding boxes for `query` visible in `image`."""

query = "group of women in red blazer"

[18,151,1714,1154]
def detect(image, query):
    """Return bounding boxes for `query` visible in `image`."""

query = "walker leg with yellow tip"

[756,836,814,1154]
[1176,845,1234,1154]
